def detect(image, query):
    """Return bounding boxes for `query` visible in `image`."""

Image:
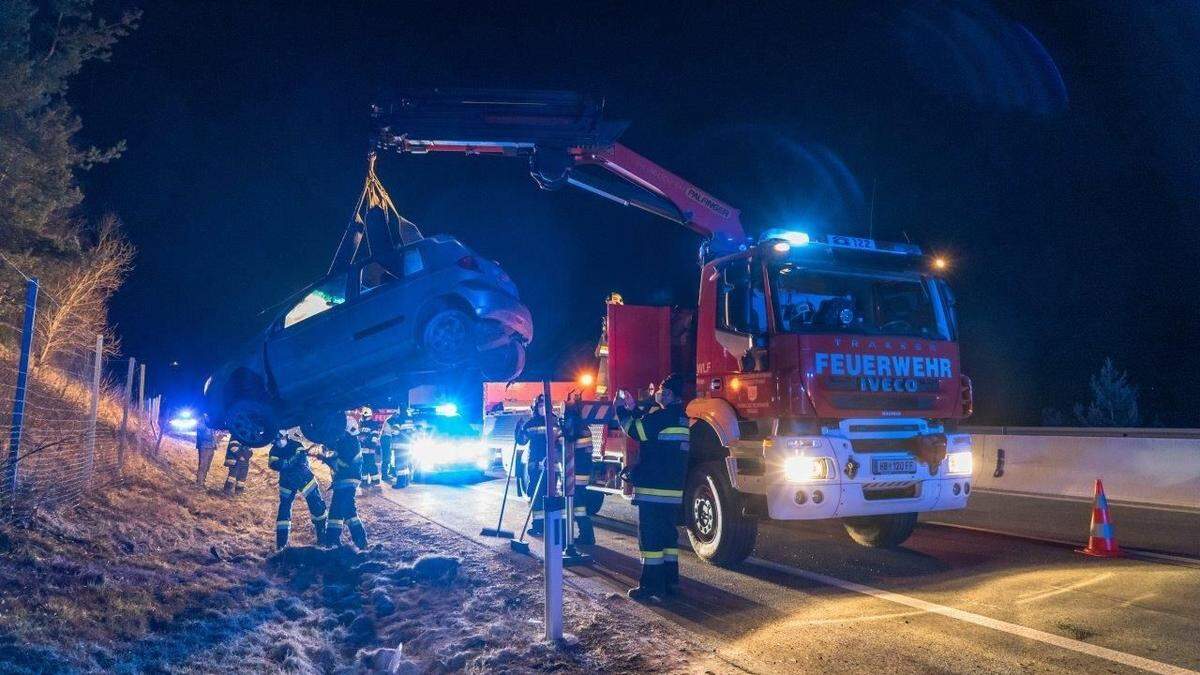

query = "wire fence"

[0,271,161,520]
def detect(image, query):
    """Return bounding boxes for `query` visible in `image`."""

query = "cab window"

[717,259,767,335]
[283,275,347,328]
[359,260,400,295]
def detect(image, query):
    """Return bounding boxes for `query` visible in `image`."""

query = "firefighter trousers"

[324,483,368,549]
[527,461,545,534]
[277,478,327,550]
[223,452,251,494]
[379,437,394,479]
[636,502,680,592]
[361,449,381,487]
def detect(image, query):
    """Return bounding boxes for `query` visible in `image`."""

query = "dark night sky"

[71,1,1200,425]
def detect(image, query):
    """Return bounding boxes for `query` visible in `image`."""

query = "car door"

[266,272,354,401]
[339,250,415,382]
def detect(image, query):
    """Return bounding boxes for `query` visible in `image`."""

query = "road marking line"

[785,610,929,626]
[747,557,1196,675]
[1015,572,1115,604]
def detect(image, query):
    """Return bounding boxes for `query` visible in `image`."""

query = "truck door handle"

[993,447,1005,478]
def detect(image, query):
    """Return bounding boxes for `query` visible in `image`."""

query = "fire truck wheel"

[301,410,347,446]
[685,461,758,567]
[842,512,919,548]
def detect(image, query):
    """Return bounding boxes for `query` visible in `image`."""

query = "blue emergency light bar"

[759,229,923,256]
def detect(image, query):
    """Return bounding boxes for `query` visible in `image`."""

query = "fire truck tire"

[301,409,346,446]
[685,461,758,566]
[842,512,918,548]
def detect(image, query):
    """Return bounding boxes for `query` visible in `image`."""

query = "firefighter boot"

[663,548,680,595]
[575,514,595,546]
[348,517,368,549]
[527,518,544,538]
[275,520,291,551]
[223,478,235,495]
[627,563,664,602]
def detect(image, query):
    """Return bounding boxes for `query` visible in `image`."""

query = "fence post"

[138,363,146,415]
[85,334,103,486]
[117,357,135,476]
[6,278,38,502]
[541,379,563,642]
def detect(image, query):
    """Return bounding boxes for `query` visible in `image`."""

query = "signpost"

[541,380,563,642]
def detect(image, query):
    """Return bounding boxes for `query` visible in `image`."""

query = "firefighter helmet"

[359,406,373,419]
[284,427,305,443]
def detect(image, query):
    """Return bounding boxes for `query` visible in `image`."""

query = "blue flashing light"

[435,402,459,417]
[761,228,811,247]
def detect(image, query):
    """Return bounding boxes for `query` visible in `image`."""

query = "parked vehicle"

[205,234,531,445]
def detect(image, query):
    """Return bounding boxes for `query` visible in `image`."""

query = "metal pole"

[6,278,38,501]
[85,334,103,486]
[137,362,146,438]
[542,380,563,642]
[118,357,135,476]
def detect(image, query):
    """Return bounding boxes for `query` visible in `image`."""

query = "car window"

[360,261,400,295]
[283,275,347,328]
[403,248,424,276]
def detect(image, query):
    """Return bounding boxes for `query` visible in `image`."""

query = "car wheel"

[421,307,474,366]
[685,461,758,567]
[842,513,919,548]
[479,342,525,381]
[226,398,277,446]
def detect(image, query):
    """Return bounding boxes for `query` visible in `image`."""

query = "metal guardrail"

[964,426,1200,440]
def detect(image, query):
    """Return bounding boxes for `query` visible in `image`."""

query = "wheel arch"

[687,397,740,447]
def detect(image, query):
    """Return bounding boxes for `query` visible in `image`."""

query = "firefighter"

[615,373,690,600]
[268,428,328,550]
[379,410,402,482]
[563,394,595,545]
[358,407,383,493]
[222,436,253,495]
[515,394,549,537]
[317,417,369,549]
[391,414,415,489]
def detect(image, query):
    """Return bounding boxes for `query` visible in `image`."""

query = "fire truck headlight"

[947,452,973,476]
[784,456,833,482]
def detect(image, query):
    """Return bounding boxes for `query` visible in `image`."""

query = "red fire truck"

[378,90,975,565]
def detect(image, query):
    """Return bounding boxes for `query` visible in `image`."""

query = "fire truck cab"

[593,230,974,564]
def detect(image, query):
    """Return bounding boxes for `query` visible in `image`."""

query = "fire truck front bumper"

[725,432,974,520]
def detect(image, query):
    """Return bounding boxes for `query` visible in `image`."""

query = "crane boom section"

[373,90,747,247]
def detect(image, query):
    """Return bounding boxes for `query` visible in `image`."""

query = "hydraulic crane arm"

[371,89,747,250]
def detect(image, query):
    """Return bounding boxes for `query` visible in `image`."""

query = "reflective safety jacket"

[268,439,315,490]
[617,402,690,505]
[319,433,363,489]
[516,413,549,465]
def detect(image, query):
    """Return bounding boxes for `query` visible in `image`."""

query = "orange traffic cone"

[1078,478,1122,558]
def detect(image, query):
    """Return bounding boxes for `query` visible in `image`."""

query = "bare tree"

[1073,357,1141,427]
[35,215,135,366]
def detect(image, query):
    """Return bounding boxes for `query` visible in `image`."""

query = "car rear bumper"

[457,283,533,343]
[761,474,971,520]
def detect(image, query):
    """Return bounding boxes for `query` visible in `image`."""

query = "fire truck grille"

[849,437,920,453]
[830,394,936,410]
[861,481,920,500]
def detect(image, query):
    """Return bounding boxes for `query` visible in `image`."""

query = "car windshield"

[770,264,950,339]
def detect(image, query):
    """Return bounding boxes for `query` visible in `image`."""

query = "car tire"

[226,398,277,447]
[479,342,525,381]
[685,461,758,567]
[842,512,919,548]
[420,306,474,367]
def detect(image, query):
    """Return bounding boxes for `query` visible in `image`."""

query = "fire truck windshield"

[770,263,952,340]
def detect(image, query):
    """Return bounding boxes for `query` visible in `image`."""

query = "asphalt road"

[375,476,1200,674]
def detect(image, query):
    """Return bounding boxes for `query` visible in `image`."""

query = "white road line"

[747,557,1196,675]
[1015,572,1115,604]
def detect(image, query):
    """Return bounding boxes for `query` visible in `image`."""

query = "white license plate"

[872,458,916,475]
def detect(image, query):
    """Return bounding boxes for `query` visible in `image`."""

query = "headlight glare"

[783,455,832,482]
[947,452,973,476]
